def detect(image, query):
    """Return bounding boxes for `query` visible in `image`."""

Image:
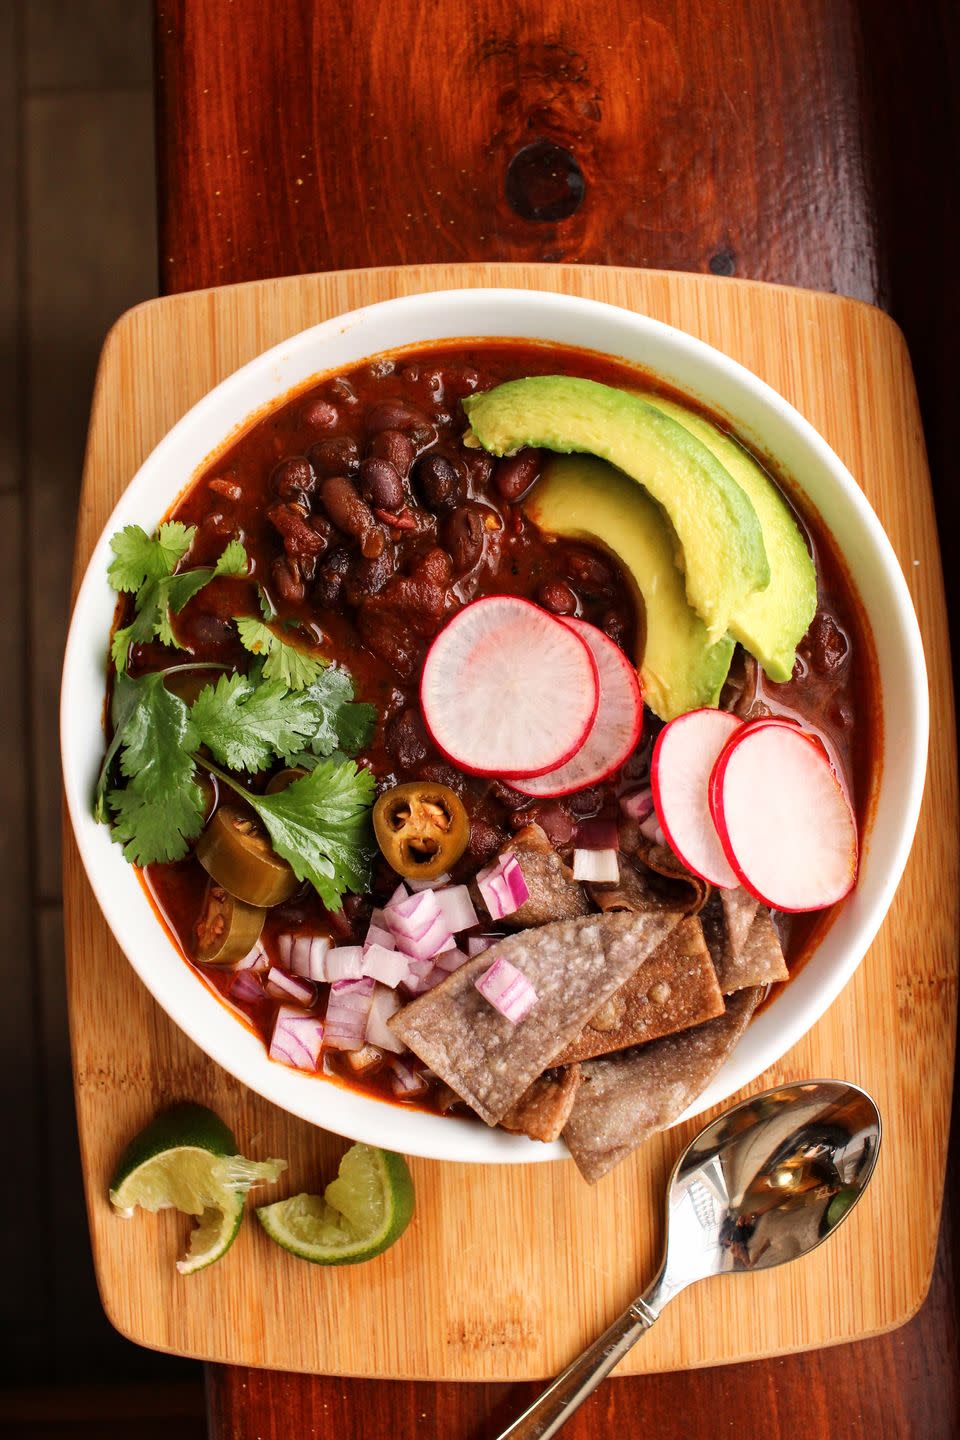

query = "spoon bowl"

[499,1079,881,1439]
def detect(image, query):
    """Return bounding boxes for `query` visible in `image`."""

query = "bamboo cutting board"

[64,264,958,1379]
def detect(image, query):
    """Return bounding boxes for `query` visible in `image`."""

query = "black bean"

[367,428,415,478]
[600,609,629,648]
[302,399,340,430]
[346,547,396,603]
[442,504,485,573]
[359,456,405,511]
[314,547,351,606]
[271,455,316,500]
[413,453,459,510]
[308,435,360,479]
[462,450,495,491]
[366,400,430,434]
[494,447,541,502]
[538,580,578,615]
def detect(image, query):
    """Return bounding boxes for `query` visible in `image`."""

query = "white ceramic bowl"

[61,288,928,1164]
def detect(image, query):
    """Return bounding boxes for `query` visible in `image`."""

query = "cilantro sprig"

[108,525,248,672]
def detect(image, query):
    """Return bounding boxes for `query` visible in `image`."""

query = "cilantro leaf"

[258,585,278,622]
[235,617,326,691]
[190,673,321,773]
[214,539,249,578]
[107,522,195,593]
[108,775,206,865]
[206,758,376,909]
[93,670,144,822]
[301,667,376,757]
[117,672,198,801]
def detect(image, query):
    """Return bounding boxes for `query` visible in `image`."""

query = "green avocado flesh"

[463,375,769,641]
[641,395,817,681]
[525,455,735,721]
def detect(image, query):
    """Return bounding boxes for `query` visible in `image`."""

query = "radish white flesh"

[419,597,599,777]
[651,708,743,887]
[509,618,643,797]
[709,720,858,911]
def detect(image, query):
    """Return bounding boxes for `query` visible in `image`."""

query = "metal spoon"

[497,1079,881,1440]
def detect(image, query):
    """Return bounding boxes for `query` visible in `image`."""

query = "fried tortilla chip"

[589,856,702,919]
[500,824,590,926]
[633,836,711,914]
[501,1065,583,1143]
[562,988,761,1183]
[390,909,682,1126]
[554,916,725,1064]
[701,892,788,993]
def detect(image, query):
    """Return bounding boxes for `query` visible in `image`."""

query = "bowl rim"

[60,285,929,1165]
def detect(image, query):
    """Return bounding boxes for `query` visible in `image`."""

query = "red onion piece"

[387,881,409,908]
[361,943,409,988]
[476,854,529,920]
[639,810,666,846]
[433,884,479,933]
[474,957,538,1024]
[235,940,268,972]
[283,934,331,981]
[265,965,316,1007]
[620,786,654,823]
[408,871,450,891]
[572,848,620,883]
[364,910,396,951]
[384,888,442,939]
[324,976,375,1051]
[269,1007,324,1071]
[343,1043,384,1075]
[229,968,265,1005]
[389,1055,430,1099]
[325,945,365,981]
[434,946,469,973]
[466,934,503,957]
[365,984,404,1053]
[574,816,621,851]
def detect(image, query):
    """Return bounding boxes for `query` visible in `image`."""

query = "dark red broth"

[128,341,879,1109]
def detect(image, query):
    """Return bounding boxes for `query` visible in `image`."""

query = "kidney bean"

[268,502,329,559]
[464,818,503,864]
[565,548,615,593]
[367,429,415,478]
[385,708,429,771]
[314,547,351,607]
[513,800,575,847]
[413,453,459,510]
[271,555,306,605]
[271,455,316,501]
[319,475,377,540]
[494,447,541,502]
[413,547,453,587]
[302,398,340,431]
[346,547,396,603]
[308,435,360,479]
[538,579,578,615]
[490,779,529,811]
[600,609,629,648]
[328,376,358,406]
[568,786,602,817]
[442,503,486,573]
[417,761,467,797]
[366,400,430,434]
[803,611,849,676]
[359,456,404,511]
[384,576,447,631]
[462,450,495,490]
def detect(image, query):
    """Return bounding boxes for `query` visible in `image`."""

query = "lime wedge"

[109,1102,286,1274]
[256,1143,414,1265]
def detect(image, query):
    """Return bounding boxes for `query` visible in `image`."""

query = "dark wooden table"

[154,2,960,1435]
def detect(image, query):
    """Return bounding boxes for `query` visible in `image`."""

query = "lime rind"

[256,1144,414,1266]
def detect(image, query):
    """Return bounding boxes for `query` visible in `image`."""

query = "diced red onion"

[467,934,503,957]
[283,934,330,981]
[387,881,409,908]
[434,946,469,973]
[620,786,654,823]
[361,943,409,988]
[270,1007,324,1071]
[422,965,449,991]
[265,965,316,1007]
[405,956,434,979]
[324,976,375,1051]
[395,913,454,961]
[229,968,265,1005]
[364,910,396,951]
[575,817,621,851]
[476,854,529,920]
[384,887,442,939]
[408,872,450,891]
[343,1043,384,1075]
[433,884,479,933]
[235,940,268,972]
[474,958,538,1024]
[325,945,365,981]
[572,848,620,883]
[389,1055,430,1099]
[365,984,404,1053]
[638,810,666,846]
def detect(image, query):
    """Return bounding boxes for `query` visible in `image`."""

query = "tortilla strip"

[562,988,761,1183]
[501,1065,583,1143]
[721,885,760,957]
[589,856,702,919]
[634,836,711,914]
[390,909,682,1126]
[554,916,725,1064]
[500,824,590,926]
[701,893,788,993]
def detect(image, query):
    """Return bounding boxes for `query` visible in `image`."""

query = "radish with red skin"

[508,618,643,798]
[419,597,599,778]
[651,709,743,887]
[709,718,858,911]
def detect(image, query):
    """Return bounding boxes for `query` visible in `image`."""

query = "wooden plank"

[64,263,958,1380]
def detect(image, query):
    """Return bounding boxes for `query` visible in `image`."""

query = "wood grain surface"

[65,264,957,1391]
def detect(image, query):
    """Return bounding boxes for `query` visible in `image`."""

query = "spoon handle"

[493,1297,658,1440]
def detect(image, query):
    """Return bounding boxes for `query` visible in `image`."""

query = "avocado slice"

[642,395,817,681]
[463,376,769,641]
[525,454,735,721]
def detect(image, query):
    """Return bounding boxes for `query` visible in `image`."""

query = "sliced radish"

[508,618,643,797]
[709,719,858,911]
[651,708,744,887]
[419,596,599,778]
